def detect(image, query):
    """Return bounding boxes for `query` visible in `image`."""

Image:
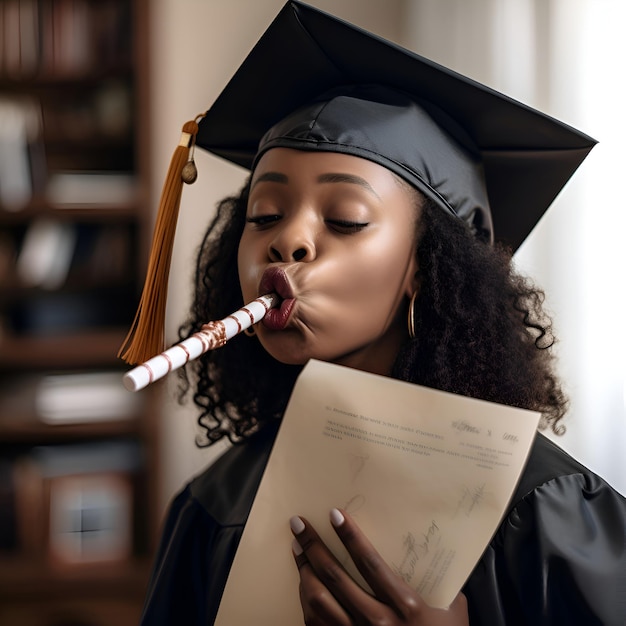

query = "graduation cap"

[119,0,596,365]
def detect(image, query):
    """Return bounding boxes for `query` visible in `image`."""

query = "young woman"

[134,3,626,625]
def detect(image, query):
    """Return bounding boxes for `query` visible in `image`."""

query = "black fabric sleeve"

[464,472,626,625]
[139,487,244,626]
[139,422,279,626]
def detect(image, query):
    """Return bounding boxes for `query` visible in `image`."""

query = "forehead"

[251,148,410,194]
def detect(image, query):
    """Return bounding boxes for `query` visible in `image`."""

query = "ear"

[402,255,420,299]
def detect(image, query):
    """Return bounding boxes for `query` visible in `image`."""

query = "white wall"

[403,0,626,496]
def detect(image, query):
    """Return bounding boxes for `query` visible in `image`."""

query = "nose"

[268,217,316,263]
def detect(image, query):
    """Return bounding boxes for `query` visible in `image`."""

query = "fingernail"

[290,515,305,535]
[292,538,303,556]
[330,508,345,527]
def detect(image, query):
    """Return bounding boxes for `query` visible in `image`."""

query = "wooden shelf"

[0,66,134,89]
[0,558,151,626]
[0,557,151,597]
[0,202,141,223]
[0,328,130,369]
[0,415,143,445]
[0,2,157,623]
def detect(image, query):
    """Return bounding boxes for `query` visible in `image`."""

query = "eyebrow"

[251,171,380,199]
[317,173,380,198]
[252,172,289,187]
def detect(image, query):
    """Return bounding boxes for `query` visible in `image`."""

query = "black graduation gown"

[140,422,626,625]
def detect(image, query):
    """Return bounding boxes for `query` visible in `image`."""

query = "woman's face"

[238,148,420,376]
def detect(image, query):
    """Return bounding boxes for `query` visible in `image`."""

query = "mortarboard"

[119,0,596,365]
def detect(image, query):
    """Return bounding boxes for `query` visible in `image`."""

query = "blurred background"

[1,1,624,624]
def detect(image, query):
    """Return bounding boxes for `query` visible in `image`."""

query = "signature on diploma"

[391,521,441,585]
[455,483,486,517]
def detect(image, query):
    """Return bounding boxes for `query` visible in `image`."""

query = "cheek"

[338,231,414,300]
[237,234,259,300]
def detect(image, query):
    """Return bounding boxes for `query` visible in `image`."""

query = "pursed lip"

[260,266,294,299]
[259,267,296,330]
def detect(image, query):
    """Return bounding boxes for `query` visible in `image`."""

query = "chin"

[257,340,311,366]
[256,329,372,369]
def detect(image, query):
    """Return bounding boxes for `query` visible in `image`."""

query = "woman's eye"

[246,215,281,227]
[326,219,369,234]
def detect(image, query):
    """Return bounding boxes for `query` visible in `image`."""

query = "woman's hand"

[290,509,469,626]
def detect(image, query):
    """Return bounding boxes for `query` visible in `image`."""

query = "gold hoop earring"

[244,326,256,337]
[407,291,418,339]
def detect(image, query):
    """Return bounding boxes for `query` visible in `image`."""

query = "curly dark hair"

[178,176,567,446]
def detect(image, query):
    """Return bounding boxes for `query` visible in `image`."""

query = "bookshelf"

[0,1,157,624]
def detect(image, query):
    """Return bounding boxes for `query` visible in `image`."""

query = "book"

[7,441,140,565]
[35,371,142,424]
[0,98,34,211]
[16,218,76,289]
[46,171,136,207]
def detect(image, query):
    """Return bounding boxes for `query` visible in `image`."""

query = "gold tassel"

[118,116,204,365]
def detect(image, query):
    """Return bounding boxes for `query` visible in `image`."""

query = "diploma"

[215,359,540,625]
[122,294,278,391]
